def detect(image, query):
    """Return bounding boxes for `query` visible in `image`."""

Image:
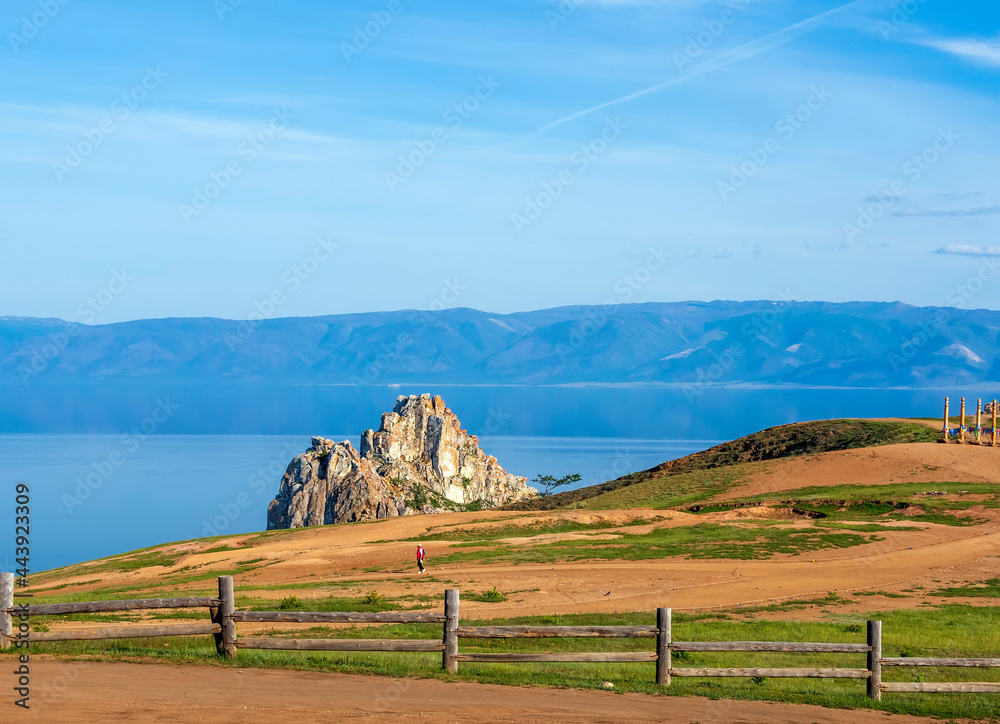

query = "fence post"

[0,573,13,651]
[656,608,671,686]
[210,601,222,654]
[443,589,459,673]
[867,620,882,701]
[217,576,237,659]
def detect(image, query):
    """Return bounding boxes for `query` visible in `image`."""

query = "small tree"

[532,473,582,497]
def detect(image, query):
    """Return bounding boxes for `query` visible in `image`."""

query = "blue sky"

[1,0,998,323]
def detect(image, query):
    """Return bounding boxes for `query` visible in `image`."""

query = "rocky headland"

[267,394,537,529]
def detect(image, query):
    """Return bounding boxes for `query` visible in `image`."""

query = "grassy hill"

[508,419,940,511]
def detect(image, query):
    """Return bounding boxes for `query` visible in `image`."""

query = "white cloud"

[934,244,1000,257]
[916,35,1000,67]
[896,204,1000,218]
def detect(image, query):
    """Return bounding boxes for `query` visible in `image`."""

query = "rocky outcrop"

[267,394,537,529]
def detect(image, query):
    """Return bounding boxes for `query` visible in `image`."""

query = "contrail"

[521,0,867,140]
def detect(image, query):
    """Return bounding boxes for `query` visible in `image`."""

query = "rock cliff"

[267,394,537,529]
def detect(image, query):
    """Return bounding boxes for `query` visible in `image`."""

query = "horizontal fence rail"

[2,573,999,700]
[238,638,445,652]
[881,657,1000,668]
[26,623,222,642]
[672,642,871,654]
[882,682,1000,693]
[671,667,871,679]
[456,625,656,638]
[455,652,658,663]
[6,597,224,616]
[231,611,446,624]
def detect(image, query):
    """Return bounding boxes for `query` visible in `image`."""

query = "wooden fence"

[3,573,999,699]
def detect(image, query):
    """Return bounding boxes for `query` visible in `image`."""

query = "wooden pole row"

[942,395,1000,444]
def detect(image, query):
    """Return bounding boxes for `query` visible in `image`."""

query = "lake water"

[0,384,957,571]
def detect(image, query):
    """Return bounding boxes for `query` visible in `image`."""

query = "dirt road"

[12,660,944,723]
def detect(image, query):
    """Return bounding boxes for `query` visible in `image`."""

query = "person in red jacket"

[416,544,427,574]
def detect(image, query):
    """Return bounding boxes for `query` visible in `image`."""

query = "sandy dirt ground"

[10,660,952,723]
[713,441,1000,501]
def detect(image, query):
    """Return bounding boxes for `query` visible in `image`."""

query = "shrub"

[477,586,507,603]
[278,596,303,611]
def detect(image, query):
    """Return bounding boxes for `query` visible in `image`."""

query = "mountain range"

[1,301,996,387]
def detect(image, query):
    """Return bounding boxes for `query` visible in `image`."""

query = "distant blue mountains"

[0,301,995,387]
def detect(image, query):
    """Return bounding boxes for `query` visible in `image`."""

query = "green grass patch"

[431,523,874,566]
[466,586,508,603]
[852,590,909,599]
[202,544,253,554]
[66,551,185,576]
[931,579,1000,599]
[725,591,855,614]
[581,466,750,510]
